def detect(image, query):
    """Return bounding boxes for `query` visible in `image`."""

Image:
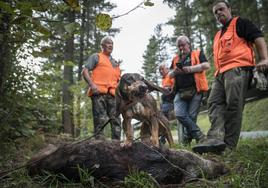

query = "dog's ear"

[115,88,123,116]
[133,73,144,81]
[143,79,169,95]
[118,80,130,101]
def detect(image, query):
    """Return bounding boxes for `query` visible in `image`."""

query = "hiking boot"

[192,131,206,144]
[195,132,206,144]
[192,138,226,154]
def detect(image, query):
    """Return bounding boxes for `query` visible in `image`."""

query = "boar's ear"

[142,78,168,95]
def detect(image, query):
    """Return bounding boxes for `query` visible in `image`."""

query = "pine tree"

[142,24,169,84]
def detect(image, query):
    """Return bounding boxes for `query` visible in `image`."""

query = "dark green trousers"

[91,94,121,140]
[207,67,252,148]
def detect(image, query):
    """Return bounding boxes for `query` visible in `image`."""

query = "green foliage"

[222,138,268,187]
[64,22,81,34]
[95,13,112,31]
[0,0,65,142]
[144,1,154,7]
[183,138,268,188]
[142,35,159,80]
[242,98,268,131]
[260,0,268,41]
[64,0,80,11]
[0,133,268,187]
[0,63,43,141]
[37,170,71,187]
[142,24,169,84]
[0,169,36,188]
[197,98,268,133]
[77,165,95,187]
[0,1,268,187]
[124,170,159,188]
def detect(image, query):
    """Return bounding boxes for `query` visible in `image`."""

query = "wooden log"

[27,139,227,185]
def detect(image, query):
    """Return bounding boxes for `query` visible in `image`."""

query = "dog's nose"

[139,85,147,92]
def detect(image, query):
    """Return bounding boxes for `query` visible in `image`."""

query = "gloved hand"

[251,69,268,91]
[256,61,268,73]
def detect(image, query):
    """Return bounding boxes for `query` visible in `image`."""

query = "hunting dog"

[115,73,174,148]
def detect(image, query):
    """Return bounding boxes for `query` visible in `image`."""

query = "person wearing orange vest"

[82,36,121,140]
[158,63,175,145]
[193,1,268,154]
[159,63,175,119]
[169,35,210,145]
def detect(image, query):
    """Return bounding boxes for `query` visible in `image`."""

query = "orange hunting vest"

[213,17,255,76]
[162,75,174,88]
[87,52,121,96]
[172,50,209,92]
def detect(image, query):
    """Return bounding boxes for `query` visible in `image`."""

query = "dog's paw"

[120,140,133,148]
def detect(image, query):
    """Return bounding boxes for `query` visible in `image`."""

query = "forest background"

[1,0,268,187]
[1,0,268,139]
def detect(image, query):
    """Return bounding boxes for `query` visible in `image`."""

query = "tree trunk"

[62,10,75,136]
[261,0,268,36]
[0,10,11,95]
[75,1,86,130]
[28,140,227,185]
[78,1,85,82]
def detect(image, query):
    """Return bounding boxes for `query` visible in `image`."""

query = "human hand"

[90,83,99,95]
[251,69,268,90]
[256,60,268,72]
[174,67,186,75]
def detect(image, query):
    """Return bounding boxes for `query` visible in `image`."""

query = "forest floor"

[0,98,268,187]
[0,132,267,188]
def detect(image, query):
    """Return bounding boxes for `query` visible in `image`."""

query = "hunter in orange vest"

[171,50,209,93]
[193,1,268,155]
[86,52,120,97]
[82,36,121,140]
[213,17,255,76]
[169,35,210,146]
[159,63,175,120]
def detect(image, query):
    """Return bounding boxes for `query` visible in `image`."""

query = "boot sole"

[192,143,226,154]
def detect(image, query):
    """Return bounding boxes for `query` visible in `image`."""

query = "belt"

[236,66,254,71]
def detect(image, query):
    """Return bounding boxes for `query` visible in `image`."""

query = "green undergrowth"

[0,98,267,187]
[182,137,268,188]
[197,97,268,134]
[0,133,267,187]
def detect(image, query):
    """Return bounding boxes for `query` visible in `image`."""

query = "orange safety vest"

[172,50,209,92]
[213,17,255,76]
[162,75,174,88]
[87,52,121,96]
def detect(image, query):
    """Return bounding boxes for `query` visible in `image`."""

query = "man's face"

[177,40,190,55]
[159,66,168,77]
[213,2,232,25]
[102,39,113,55]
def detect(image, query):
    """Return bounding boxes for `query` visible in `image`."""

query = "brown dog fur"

[116,73,174,148]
